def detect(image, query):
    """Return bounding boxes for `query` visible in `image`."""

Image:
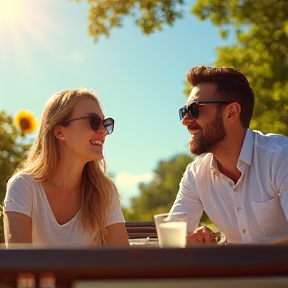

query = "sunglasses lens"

[103,118,114,134]
[188,102,197,119]
[179,107,187,120]
[89,114,101,131]
[88,114,114,134]
[179,102,198,121]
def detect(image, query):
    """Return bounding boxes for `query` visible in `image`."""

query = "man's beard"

[189,110,226,155]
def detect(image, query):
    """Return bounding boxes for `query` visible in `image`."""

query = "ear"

[54,125,66,142]
[226,102,241,123]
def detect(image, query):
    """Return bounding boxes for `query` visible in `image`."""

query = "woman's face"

[58,98,109,163]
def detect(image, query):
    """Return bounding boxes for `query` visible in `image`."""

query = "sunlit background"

[0,0,227,207]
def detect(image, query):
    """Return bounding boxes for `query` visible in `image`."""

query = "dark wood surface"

[1,222,288,287]
[1,245,288,288]
[125,221,157,239]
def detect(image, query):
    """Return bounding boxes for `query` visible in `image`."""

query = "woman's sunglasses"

[60,113,114,134]
[179,101,233,121]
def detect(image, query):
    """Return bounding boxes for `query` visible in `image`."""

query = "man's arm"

[170,164,204,234]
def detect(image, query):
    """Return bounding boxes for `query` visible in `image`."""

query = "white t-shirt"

[170,129,288,244]
[4,173,125,246]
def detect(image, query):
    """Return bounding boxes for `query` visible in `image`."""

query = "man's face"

[182,83,227,155]
[188,107,226,155]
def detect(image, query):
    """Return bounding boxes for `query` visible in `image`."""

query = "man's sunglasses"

[60,113,114,134]
[179,101,233,121]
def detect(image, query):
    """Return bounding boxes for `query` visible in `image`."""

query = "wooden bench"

[125,221,157,239]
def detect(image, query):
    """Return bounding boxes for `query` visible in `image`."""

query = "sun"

[0,0,27,25]
[0,0,56,69]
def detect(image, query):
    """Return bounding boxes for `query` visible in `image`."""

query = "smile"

[189,129,200,135]
[89,139,103,146]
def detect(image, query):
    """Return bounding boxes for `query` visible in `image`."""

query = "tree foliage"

[191,0,288,135]
[123,153,211,225]
[123,154,192,221]
[72,0,184,42]
[0,111,30,242]
[76,0,288,134]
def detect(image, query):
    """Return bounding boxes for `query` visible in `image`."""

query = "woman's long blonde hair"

[19,89,116,235]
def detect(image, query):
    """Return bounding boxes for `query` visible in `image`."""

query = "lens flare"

[0,0,27,25]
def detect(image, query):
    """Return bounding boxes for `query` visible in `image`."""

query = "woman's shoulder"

[4,173,40,217]
[8,172,40,188]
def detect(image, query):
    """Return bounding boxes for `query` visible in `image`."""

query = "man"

[170,65,288,244]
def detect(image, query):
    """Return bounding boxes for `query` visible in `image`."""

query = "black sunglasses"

[60,113,114,134]
[179,101,233,121]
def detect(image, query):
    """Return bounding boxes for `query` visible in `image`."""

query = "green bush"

[0,111,31,243]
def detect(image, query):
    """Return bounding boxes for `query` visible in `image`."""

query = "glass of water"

[154,212,188,248]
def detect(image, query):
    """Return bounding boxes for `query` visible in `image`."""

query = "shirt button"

[237,207,242,212]
[242,229,246,234]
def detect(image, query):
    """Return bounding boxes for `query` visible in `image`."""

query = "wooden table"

[1,244,288,288]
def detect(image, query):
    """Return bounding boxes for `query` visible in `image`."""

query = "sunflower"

[14,109,37,134]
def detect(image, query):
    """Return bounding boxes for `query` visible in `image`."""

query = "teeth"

[190,129,199,134]
[89,140,102,146]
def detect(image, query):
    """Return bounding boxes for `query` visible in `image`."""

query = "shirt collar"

[210,154,218,171]
[210,128,254,171]
[238,128,254,166]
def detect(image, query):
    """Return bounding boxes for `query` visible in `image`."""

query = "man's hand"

[186,226,217,245]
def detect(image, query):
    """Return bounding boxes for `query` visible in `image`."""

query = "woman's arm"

[104,222,129,246]
[4,211,32,247]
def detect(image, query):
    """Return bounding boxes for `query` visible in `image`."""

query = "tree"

[0,111,31,243]
[191,0,288,135]
[122,153,210,224]
[123,154,194,221]
[76,0,288,134]
[123,153,211,225]
[72,0,185,42]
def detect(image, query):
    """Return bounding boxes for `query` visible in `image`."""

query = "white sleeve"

[170,163,204,233]
[105,185,125,227]
[280,177,288,220]
[4,174,33,217]
[276,149,288,220]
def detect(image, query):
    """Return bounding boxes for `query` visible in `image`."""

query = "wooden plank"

[1,245,288,287]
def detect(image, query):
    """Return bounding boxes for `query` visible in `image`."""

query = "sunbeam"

[0,0,27,26]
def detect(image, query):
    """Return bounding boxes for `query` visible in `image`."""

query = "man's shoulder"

[253,130,288,151]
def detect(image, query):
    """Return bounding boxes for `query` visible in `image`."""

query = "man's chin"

[189,143,199,155]
[189,142,209,156]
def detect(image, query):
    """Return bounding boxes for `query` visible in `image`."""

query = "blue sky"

[0,0,228,207]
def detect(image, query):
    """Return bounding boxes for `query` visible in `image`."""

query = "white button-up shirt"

[170,129,288,244]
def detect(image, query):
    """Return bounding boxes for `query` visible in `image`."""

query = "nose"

[181,114,194,127]
[96,122,108,136]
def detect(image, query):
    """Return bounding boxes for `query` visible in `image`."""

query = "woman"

[4,89,129,247]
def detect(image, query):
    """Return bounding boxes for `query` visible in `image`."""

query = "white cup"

[154,212,188,248]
